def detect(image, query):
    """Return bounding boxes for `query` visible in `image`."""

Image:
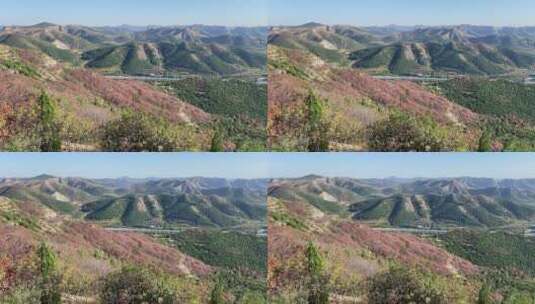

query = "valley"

[0,175,268,303]
[0,22,268,152]
[268,175,535,303]
[268,23,535,152]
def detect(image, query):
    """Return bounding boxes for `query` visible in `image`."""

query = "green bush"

[305,242,330,304]
[209,279,226,304]
[37,92,62,152]
[367,111,460,152]
[478,130,493,152]
[210,128,225,152]
[100,111,199,152]
[367,266,449,304]
[38,243,61,304]
[305,91,330,152]
[0,59,40,77]
[100,266,181,304]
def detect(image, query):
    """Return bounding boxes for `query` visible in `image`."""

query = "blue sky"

[0,153,271,179]
[1,153,535,179]
[1,0,267,26]
[269,0,535,26]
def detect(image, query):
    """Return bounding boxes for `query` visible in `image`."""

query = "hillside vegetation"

[269,23,535,151]
[269,176,535,303]
[0,23,268,152]
[158,78,268,151]
[0,23,268,76]
[0,175,268,303]
[268,177,480,303]
[270,24,535,76]
[0,176,268,229]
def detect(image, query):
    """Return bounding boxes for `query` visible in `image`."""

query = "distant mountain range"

[0,22,268,76]
[269,23,535,75]
[270,176,535,228]
[269,175,535,302]
[268,175,480,302]
[0,176,268,228]
[0,175,268,301]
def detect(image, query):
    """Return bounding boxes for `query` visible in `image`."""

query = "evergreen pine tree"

[38,92,62,152]
[38,243,61,304]
[305,242,329,304]
[210,128,225,152]
[477,283,493,304]
[305,91,329,152]
[478,130,493,152]
[209,278,226,304]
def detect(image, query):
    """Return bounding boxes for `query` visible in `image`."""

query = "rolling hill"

[268,43,481,151]
[270,23,535,76]
[0,175,269,302]
[269,176,535,303]
[0,176,268,229]
[268,177,481,303]
[268,23,535,152]
[270,176,535,228]
[0,23,268,76]
[0,23,268,152]
[0,193,213,303]
[0,43,213,151]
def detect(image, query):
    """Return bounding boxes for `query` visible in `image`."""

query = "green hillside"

[1,23,267,76]
[168,229,267,273]
[350,41,524,75]
[438,78,535,122]
[0,34,79,64]
[271,176,535,229]
[160,78,267,121]
[440,230,535,276]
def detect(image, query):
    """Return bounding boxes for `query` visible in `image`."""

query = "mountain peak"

[300,22,326,28]
[32,22,57,28]
[33,174,56,180]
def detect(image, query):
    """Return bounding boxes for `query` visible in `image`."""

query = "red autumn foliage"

[0,45,212,146]
[63,222,212,277]
[0,225,38,292]
[68,69,211,124]
[268,47,481,143]
[0,219,212,284]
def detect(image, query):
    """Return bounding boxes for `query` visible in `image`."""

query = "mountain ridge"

[0,175,268,228]
[270,176,535,228]
[270,23,535,75]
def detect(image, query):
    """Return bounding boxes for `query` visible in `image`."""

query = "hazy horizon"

[7,174,535,181]
[2,153,535,180]
[6,21,535,29]
[0,21,268,28]
[272,21,535,28]
[1,0,268,27]
[269,0,535,27]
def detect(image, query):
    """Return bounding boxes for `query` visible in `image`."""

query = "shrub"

[367,266,449,304]
[304,91,330,152]
[100,111,199,152]
[100,266,178,304]
[477,284,493,304]
[209,279,226,304]
[0,59,40,78]
[0,286,41,304]
[367,111,459,152]
[210,128,225,152]
[37,92,62,152]
[38,243,61,304]
[305,242,330,304]
[478,131,493,152]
